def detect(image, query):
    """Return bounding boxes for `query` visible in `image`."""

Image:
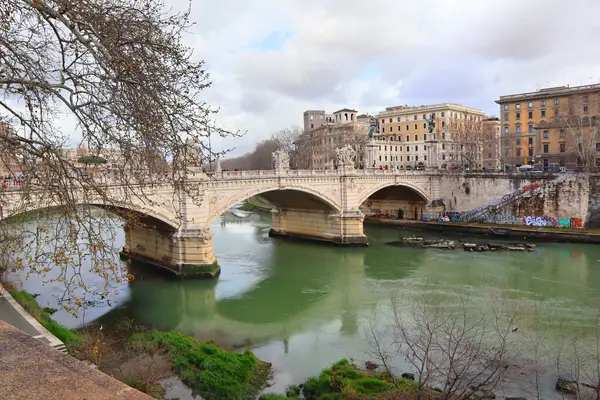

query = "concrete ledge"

[0,321,152,400]
[0,284,66,353]
[269,228,368,246]
[365,218,600,244]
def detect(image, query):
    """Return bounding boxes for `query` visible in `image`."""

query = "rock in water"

[401,372,415,381]
[556,377,577,394]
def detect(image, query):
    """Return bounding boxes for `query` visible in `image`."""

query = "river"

[5,207,600,399]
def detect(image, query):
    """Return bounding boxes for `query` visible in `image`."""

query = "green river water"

[6,208,600,399]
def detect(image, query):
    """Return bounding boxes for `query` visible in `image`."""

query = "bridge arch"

[356,182,431,207]
[2,202,180,231]
[208,185,342,223]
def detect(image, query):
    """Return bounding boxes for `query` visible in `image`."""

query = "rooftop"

[378,103,485,116]
[333,108,359,114]
[496,83,600,104]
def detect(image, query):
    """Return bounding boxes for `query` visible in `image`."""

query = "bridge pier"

[121,224,220,278]
[269,208,368,246]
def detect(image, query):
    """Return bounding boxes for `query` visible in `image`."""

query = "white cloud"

[43,0,600,156]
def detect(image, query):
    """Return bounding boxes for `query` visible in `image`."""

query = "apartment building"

[375,103,488,170]
[496,83,600,170]
[300,108,370,169]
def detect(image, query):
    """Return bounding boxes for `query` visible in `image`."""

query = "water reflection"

[6,208,600,397]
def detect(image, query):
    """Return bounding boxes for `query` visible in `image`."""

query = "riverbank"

[366,218,600,244]
[239,196,273,212]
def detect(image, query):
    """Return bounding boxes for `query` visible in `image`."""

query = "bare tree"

[444,118,486,169]
[0,0,235,310]
[553,95,600,171]
[366,293,517,400]
[271,126,304,169]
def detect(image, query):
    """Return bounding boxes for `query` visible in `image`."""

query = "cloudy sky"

[177,0,600,157]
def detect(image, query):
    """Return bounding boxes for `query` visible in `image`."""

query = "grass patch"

[123,379,165,399]
[301,359,417,400]
[6,288,84,345]
[129,331,271,400]
[238,202,256,211]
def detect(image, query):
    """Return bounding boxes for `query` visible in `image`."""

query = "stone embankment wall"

[439,173,597,228]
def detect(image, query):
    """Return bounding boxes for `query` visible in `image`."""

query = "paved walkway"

[0,284,66,352]
[0,321,152,400]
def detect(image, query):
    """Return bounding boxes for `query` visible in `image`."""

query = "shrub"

[129,331,270,400]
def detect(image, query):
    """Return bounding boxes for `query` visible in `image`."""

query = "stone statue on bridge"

[336,144,356,168]
[272,150,290,171]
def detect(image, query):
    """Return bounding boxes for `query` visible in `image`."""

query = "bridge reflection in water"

[110,211,420,348]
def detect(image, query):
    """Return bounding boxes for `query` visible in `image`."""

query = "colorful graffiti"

[428,212,584,228]
[369,208,399,219]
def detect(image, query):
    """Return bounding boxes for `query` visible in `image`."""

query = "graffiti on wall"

[427,212,584,228]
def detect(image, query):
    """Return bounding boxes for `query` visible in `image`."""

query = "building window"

[541,110,546,118]
[385,156,387,161]
[442,121,445,127]
[528,111,533,119]
[516,126,521,133]
[415,145,419,151]
[423,114,427,119]
[414,134,418,141]
[397,117,401,122]
[516,104,521,110]
[424,155,427,161]
[311,123,314,129]
[516,112,520,120]
[381,119,385,124]
[414,115,417,120]
[406,124,409,131]
[560,129,565,138]
[378,146,381,151]
[528,124,533,133]
[424,145,427,150]
[389,118,392,123]
[442,132,446,140]
[406,134,409,142]
[504,126,509,134]
[379,155,382,161]
[384,146,387,151]
[400,146,403,151]
[528,149,533,157]
[504,113,508,121]
[543,130,549,139]
[407,156,410,161]
[424,134,427,141]
[584,106,589,114]
[541,100,546,107]
[400,156,403,161]
[543,144,548,153]
[414,124,417,130]
[560,143,566,153]
[503,105,508,111]
[441,112,445,117]
[554,99,559,105]
[416,156,419,161]
[554,109,559,117]
[528,137,533,145]
[397,125,401,131]
[390,126,393,132]
[488,152,492,159]
[517,149,521,157]
[423,123,427,129]
[528,102,533,108]
[442,154,446,160]
[517,138,521,145]
[395,146,398,151]
[442,144,445,150]
[596,142,600,152]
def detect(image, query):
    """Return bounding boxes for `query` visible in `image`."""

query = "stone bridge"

[0,148,442,277]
